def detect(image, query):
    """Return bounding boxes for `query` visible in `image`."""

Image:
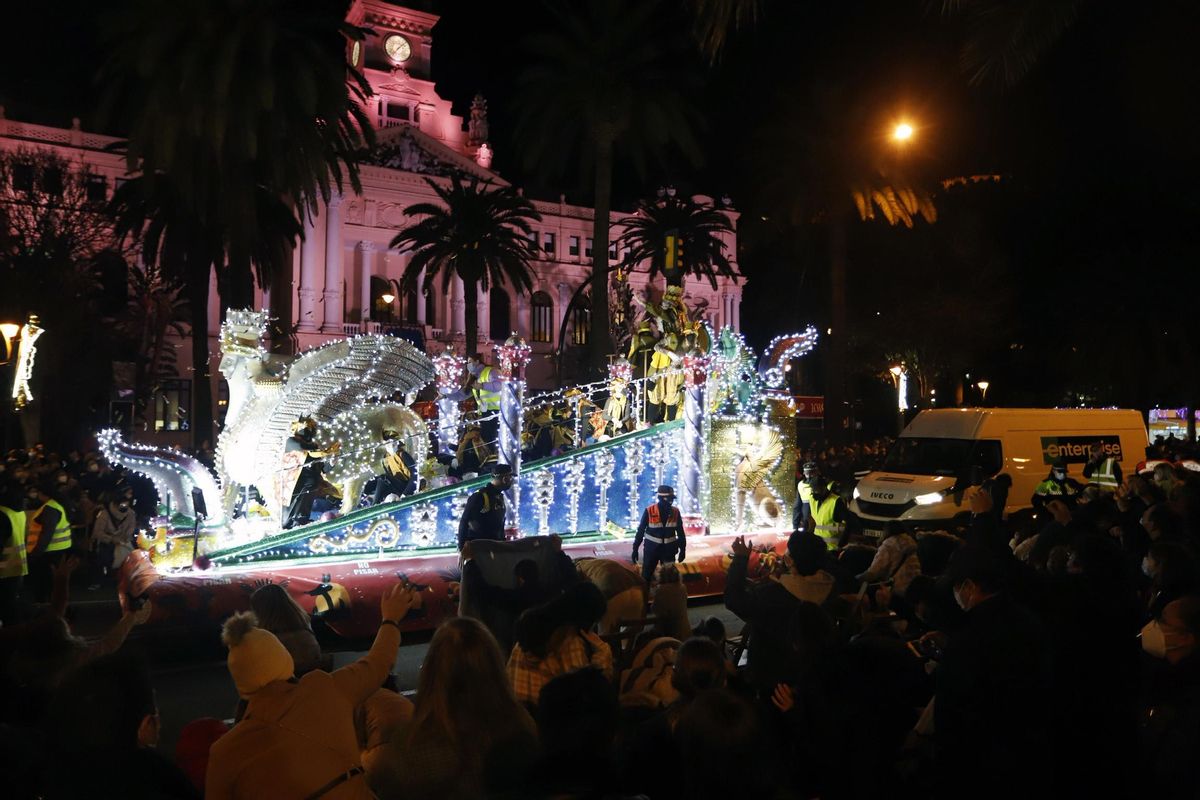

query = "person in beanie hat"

[632,485,686,582]
[206,583,416,799]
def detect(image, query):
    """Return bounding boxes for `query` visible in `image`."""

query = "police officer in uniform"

[458,463,514,550]
[793,461,822,531]
[805,480,848,552]
[1031,459,1084,511]
[632,485,687,582]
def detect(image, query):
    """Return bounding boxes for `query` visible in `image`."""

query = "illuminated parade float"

[102,306,818,636]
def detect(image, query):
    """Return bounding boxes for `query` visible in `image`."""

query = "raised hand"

[730,535,750,559]
[380,583,417,622]
[771,683,795,713]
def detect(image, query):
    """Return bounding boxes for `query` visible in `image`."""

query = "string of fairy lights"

[105,309,821,567]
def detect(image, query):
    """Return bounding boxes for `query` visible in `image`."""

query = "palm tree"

[99,0,373,445]
[688,0,764,62]
[119,260,190,418]
[391,176,542,357]
[754,83,938,439]
[515,0,704,375]
[617,193,737,289]
[937,0,1087,87]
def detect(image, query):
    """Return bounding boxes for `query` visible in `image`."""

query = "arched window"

[425,290,437,326]
[489,286,511,341]
[530,291,553,343]
[371,275,394,321]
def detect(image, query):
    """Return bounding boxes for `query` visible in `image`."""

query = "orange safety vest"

[643,503,681,542]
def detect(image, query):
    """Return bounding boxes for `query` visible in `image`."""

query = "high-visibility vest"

[810,495,843,551]
[0,506,28,579]
[1089,458,1119,490]
[472,366,501,412]
[797,479,832,505]
[1034,478,1077,498]
[27,500,72,554]
[645,503,681,542]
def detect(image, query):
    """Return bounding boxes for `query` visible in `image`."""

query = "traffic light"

[664,232,679,271]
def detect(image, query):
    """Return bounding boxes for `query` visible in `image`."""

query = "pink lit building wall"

[0,1,743,446]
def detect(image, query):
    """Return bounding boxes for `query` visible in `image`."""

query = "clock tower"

[347,2,474,155]
[349,0,435,80]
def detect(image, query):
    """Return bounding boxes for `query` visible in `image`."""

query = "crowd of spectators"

[795,437,892,490]
[6,436,1200,798]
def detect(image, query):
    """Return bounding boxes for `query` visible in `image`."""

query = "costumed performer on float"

[282,418,340,529]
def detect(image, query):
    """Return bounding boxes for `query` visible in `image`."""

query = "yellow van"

[850,408,1148,531]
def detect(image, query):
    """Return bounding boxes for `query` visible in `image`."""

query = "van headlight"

[852,486,861,500]
[914,491,944,506]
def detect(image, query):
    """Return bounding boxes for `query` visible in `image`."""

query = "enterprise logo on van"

[1040,435,1122,465]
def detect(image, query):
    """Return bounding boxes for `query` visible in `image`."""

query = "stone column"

[732,291,741,331]
[415,265,427,325]
[359,240,375,324]
[321,194,344,333]
[478,285,490,347]
[452,276,466,334]
[297,214,319,332]
[207,268,220,338]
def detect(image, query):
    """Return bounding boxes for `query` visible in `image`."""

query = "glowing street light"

[892,122,915,143]
[889,364,908,435]
[977,380,990,402]
[380,292,396,305]
[0,322,20,363]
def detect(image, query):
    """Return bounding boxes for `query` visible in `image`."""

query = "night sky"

[2,0,1197,415]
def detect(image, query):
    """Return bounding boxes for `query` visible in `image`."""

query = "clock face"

[383,34,411,64]
[350,40,361,68]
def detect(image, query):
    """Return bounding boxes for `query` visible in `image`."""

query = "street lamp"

[889,364,908,435]
[0,323,20,364]
[977,380,990,403]
[892,121,915,144]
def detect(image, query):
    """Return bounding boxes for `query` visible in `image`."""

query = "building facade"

[0,0,743,447]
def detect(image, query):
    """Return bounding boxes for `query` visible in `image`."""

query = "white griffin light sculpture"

[215,309,434,523]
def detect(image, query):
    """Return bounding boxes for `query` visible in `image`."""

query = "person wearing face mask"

[90,493,137,584]
[932,544,1052,798]
[1031,460,1083,512]
[1139,596,1200,799]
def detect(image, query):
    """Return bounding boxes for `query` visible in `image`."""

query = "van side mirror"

[969,465,985,486]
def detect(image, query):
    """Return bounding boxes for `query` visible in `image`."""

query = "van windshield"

[883,437,975,477]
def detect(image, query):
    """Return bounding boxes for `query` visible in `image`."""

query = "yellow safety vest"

[0,506,28,579]
[37,499,73,553]
[472,366,501,412]
[810,495,843,551]
[797,479,833,505]
[1089,458,1119,490]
